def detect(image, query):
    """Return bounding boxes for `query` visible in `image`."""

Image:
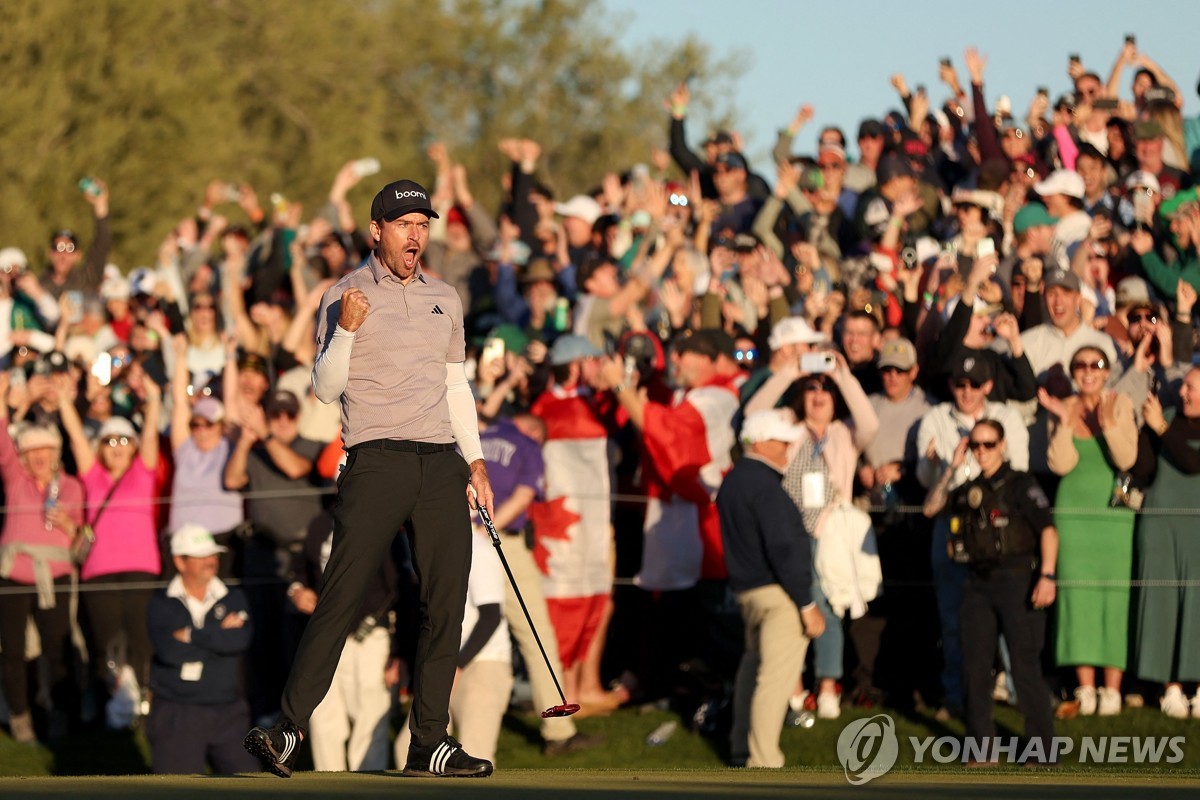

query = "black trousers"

[961,567,1055,753]
[0,576,74,717]
[281,445,471,749]
[83,571,156,691]
[147,697,260,775]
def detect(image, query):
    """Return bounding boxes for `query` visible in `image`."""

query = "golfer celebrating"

[245,179,495,778]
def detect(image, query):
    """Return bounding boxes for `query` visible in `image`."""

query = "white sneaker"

[817,691,841,719]
[1074,685,1097,716]
[1097,687,1121,716]
[992,672,1009,703]
[1161,685,1189,719]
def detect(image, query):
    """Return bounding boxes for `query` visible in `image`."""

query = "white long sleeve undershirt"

[446,360,483,465]
[311,325,355,404]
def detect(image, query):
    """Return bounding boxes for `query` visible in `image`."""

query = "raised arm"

[55,374,96,475]
[139,376,162,470]
[169,334,193,451]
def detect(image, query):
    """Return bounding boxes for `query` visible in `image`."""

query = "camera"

[800,352,836,375]
[351,158,382,178]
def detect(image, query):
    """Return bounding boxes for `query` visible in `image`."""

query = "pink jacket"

[0,423,84,592]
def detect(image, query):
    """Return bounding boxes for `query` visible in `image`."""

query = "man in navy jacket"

[718,409,826,769]
[146,525,260,774]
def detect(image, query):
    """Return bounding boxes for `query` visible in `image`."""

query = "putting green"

[1,769,1199,799]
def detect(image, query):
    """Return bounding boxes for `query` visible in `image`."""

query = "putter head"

[541,703,581,718]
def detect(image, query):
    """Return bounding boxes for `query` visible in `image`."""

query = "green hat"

[1013,202,1057,234]
[487,323,529,355]
[1160,187,1199,220]
[1132,120,1164,141]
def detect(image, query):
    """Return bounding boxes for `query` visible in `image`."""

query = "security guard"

[924,419,1058,763]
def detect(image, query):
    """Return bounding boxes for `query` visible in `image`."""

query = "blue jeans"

[931,517,968,710]
[810,539,843,682]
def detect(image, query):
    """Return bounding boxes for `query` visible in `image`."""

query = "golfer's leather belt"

[350,439,456,455]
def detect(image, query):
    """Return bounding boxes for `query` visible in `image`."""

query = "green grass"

[3,700,1200,779]
[0,769,1199,800]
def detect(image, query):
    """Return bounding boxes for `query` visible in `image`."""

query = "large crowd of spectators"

[1,38,1200,771]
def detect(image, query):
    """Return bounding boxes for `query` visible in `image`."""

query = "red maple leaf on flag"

[528,496,581,576]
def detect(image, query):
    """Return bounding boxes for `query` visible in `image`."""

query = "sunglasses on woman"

[1070,359,1108,372]
[103,436,131,448]
[968,439,1000,451]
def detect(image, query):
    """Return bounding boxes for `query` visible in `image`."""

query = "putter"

[470,486,580,718]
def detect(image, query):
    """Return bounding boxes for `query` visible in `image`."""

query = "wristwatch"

[1040,572,1056,581]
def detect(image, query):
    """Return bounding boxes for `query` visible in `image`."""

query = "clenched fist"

[339,288,370,332]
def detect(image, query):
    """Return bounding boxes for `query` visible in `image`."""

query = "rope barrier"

[0,483,1199,517]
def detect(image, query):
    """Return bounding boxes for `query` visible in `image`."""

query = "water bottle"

[553,298,570,332]
[78,177,102,196]
[786,692,816,728]
[645,720,677,746]
[881,481,899,526]
[44,479,60,530]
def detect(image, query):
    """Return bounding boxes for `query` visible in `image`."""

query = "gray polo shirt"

[315,254,466,448]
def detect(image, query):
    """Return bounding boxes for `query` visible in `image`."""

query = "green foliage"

[0,0,742,271]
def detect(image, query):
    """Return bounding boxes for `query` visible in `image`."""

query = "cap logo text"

[395,190,427,200]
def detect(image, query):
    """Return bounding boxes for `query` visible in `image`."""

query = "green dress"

[1054,435,1135,670]
[1135,430,1200,683]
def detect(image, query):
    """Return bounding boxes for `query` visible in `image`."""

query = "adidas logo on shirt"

[431,305,444,315]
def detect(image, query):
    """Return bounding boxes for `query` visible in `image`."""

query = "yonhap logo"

[837,714,898,785]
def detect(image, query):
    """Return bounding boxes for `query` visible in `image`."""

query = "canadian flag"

[636,380,739,591]
[529,387,612,600]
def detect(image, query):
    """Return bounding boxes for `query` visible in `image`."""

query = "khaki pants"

[498,530,577,743]
[731,584,811,768]
[395,659,514,766]
[308,627,392,771]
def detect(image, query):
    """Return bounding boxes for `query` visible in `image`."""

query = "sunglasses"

[1128,312,1157,324]
[969,440,1000,451]
[55,241,77,254]
[269,410,297,420]
[103,436,132,448]
[1071,359,1108,372]
[953,379,984,390]
[734,348,757,363]
[803,379,832,393]
[189,419,217,430]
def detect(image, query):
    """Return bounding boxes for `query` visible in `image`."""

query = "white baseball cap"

[553,195,603,226]
[741,408,804,446]
[1034,170,1085,200]
[170,524,227,558]
[1125,170,1162,193]
[0,247,28,273]
[767,317,829,351]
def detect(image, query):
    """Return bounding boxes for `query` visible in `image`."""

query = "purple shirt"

[168,437,244,535]
[479,419,544,531]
